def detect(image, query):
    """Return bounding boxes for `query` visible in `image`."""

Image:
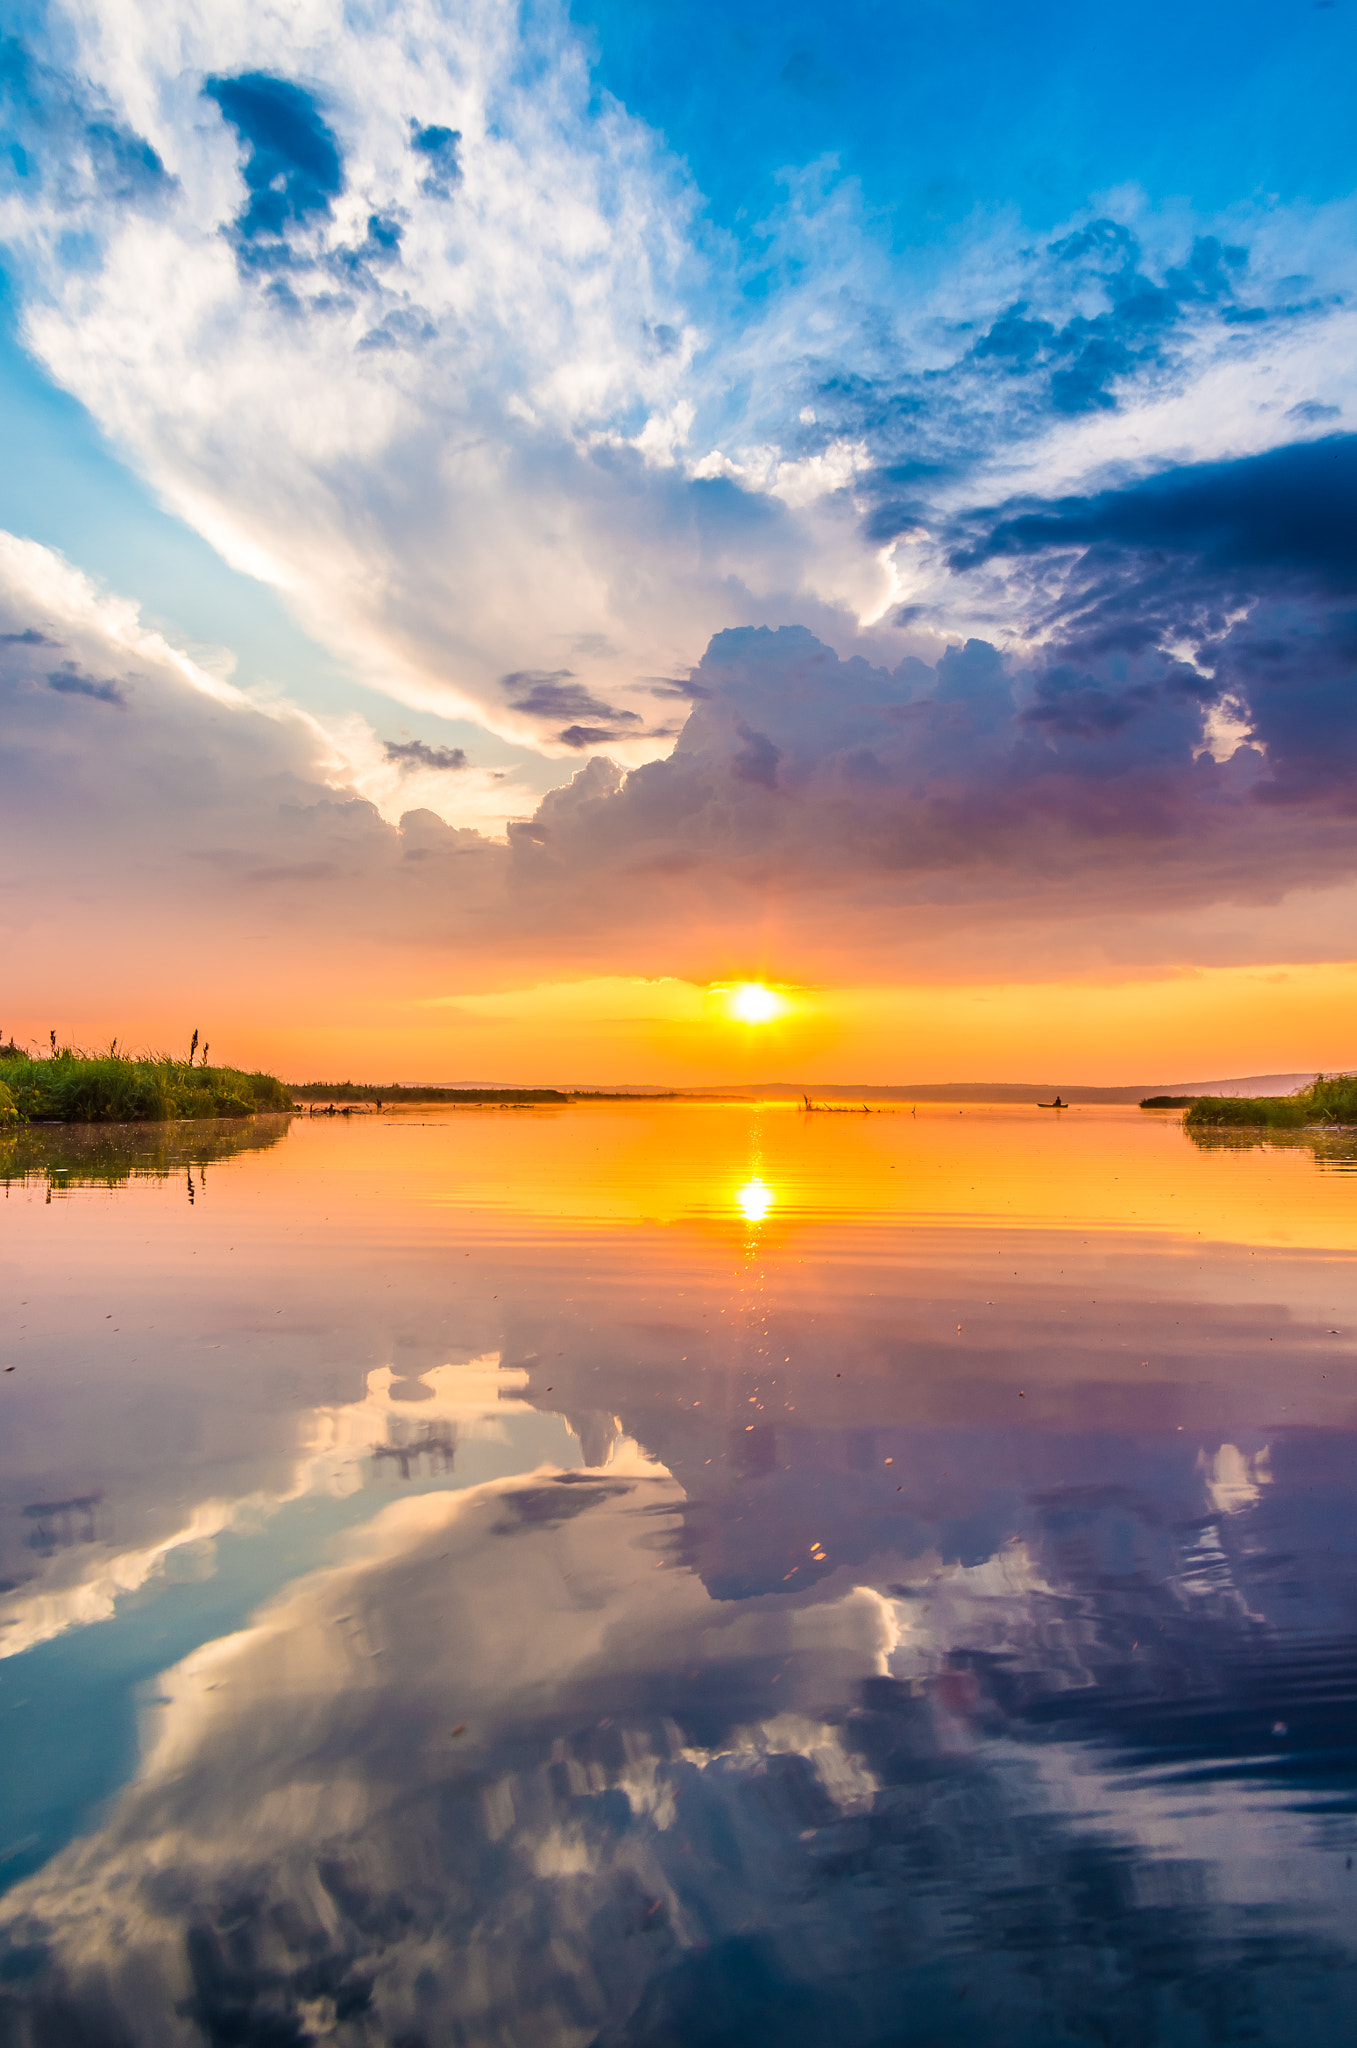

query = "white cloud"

[7,0,1355,773]
[0,528,538,831]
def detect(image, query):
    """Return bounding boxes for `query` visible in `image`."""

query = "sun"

[727,982,785,1025]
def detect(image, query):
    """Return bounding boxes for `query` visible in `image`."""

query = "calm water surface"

[2,1102,1356,2046]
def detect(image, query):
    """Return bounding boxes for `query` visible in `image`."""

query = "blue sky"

[574,0,1357,240]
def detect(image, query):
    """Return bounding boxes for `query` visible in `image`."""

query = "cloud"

[5,0,1357,773]
[0,26,173,210]
[382,737,469,772]
[970,224,1249,418]
[952,432,1357,592]
[0,1463,897,2044]
[44,662,125,704]
[940,435,1357,808]
[730,720,782,789]
[500,669,663,749]
[0,0,725,749]
[495,575,1357,983]
[502,671,641,728]
[0,533,547,1033]
[5,515,1357,1040]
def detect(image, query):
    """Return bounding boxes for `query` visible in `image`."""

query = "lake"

[2,1101,1356,2046]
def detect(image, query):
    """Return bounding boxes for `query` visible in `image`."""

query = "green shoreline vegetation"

[0,1038,289,1125]
[1179,1073,1357,1130]
[288,1082,572,1106]
[286,1083,697,1105]
[3,1038,1350,1131]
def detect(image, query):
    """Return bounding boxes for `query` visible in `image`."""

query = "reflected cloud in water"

[0,1358,536,1660]
[1,1106,1356,2043]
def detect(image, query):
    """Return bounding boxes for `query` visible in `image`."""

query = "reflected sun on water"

[734,1174,775,1223]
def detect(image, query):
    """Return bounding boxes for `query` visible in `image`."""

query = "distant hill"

[731,1073,1344,1105]
[376,1071,1351,1105]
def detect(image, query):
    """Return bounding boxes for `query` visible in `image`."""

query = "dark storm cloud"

[952,434,1357,591]
[938,434,1357,806]
[644,675,713,701]
[1216,606,1357,804]
[203,73,344,241]
[555,724,619,749]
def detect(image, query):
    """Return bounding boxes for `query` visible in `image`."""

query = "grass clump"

[1184,1095,1306,1130]
[0,1045,290,1124]
[1302,1073,1357,1124]
[1184,1073,1357,1131]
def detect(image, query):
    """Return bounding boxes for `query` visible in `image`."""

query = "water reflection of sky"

[2,1105,1356,2043]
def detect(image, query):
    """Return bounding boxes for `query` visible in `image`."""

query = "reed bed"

[1184,1073,1357,1130]
[0,1045,290,1124]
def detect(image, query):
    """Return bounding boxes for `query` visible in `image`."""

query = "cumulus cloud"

[503,594,1357,973]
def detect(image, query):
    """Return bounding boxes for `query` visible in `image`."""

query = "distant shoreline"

[5,1050,1351,1125]
[286,1070,1352,1108]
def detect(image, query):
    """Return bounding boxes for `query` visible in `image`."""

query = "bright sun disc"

[729,982,783,1025]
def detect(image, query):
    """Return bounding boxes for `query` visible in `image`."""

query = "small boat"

[1038,1096,1067,1109]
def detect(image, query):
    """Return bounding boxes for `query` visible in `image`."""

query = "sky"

[2,0,1356,1083]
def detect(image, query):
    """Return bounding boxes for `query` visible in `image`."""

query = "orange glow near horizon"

[7,959,1357,1088]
